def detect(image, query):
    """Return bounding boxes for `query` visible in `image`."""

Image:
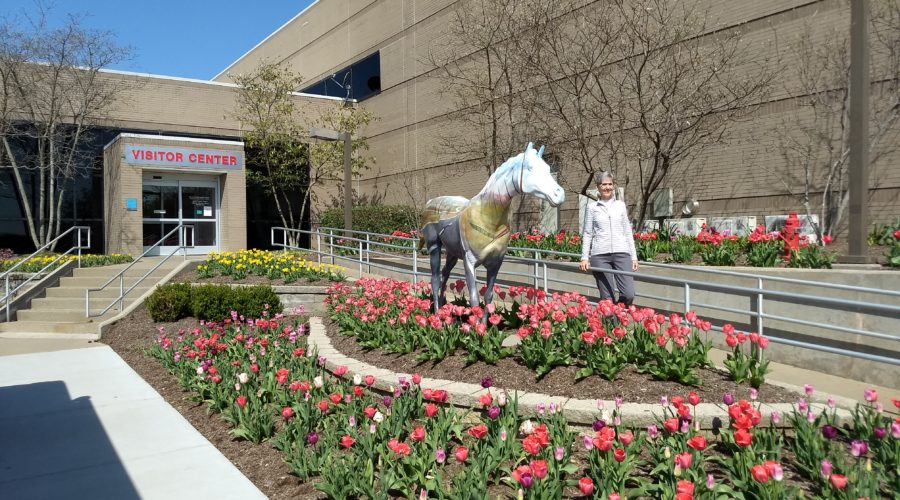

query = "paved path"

[0,346,264,500]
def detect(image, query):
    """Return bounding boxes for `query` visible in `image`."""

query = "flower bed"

[147,307,899,498]
[326,277,769,388]
[197,249,345,283]
[0,252,132,272]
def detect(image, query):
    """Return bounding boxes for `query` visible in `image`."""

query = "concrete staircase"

[0,257,186,340]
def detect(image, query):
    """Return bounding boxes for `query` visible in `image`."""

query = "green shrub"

[231,286,282,320]
[190,284,282,322]
[320,204,419,234]
[146,283,193,322]
[190,284,233,321]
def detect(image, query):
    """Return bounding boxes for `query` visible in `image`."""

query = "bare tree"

[426,0,538,176]
[775,0,899,238]
[0,12,130,249]
[604,0,776,226]
[519,0,627,197]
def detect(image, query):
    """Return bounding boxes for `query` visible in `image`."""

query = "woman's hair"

[596,171,615,185]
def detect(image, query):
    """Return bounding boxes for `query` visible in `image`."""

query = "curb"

[307,317,854,429]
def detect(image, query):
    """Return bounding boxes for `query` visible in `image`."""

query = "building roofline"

[104,133,245,151]
[212,0,321,81]
[99,67,348,102]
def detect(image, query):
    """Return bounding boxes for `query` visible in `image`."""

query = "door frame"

[141,176,220,255]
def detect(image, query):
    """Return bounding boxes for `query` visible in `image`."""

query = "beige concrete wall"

[219,0,900,234]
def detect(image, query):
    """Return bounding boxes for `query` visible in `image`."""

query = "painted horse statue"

[419,143,565,314]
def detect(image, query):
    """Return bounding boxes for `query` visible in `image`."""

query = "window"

[300,52,381,101]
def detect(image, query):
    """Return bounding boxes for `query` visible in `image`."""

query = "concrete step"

[0,320,100,340]
[57,271,170,289]
[16,309,119,323]
[72,262,182,278]
[45,286,153,299]
[29,296,141,310]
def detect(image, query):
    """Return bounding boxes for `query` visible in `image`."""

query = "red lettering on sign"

[188,153,197,162]
[131,150,140,159]
[176,152,183,162]
[229,156,237,166]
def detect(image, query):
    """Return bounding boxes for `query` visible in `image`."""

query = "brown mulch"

[324,318,800,404]
[101,274,802,499]
[171,267,334,286]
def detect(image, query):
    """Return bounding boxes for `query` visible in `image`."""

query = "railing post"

[316,232,322,265]
[77,227,82,268]
[533,250,540,291]
[5,275,9,322]
[366,233,371,274]
[684,283,691,313]
[412,241,418,285]
[119,274,125,312]
[85,289,90,318]
[330,230,335,266]
[755,278,764,361]
[358,238,364,277]
[543,262,548,292]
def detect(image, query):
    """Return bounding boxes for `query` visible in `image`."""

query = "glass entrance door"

[142,178,219,255]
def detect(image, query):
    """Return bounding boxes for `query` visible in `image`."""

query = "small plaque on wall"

[125,198,138,211]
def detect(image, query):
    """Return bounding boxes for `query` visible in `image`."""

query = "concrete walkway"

[0,345,264,500]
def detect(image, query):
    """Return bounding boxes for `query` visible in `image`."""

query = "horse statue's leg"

[422,224,444,312]
[439,255,458,307]
[462,253,480,312]
[481,258,503,321]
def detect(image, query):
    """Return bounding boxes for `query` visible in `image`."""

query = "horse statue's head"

[519,143,565,207]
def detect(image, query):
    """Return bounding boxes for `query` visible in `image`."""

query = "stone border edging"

[307,317,853,429]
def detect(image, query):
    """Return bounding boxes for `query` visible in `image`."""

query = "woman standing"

[578,172,638,306]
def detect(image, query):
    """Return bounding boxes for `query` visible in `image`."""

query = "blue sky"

[2,0,315,80]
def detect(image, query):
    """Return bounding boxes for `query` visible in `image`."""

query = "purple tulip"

[615,396,623,408]
[647,424,659,439]
[488,406,501,420]
[804,384,814,396]
[519,472,533,489]
[798,398,808,413]
[481,376,493,389]
[383,395,393,407]
[706,474,715,489]
[821,425,837,439]
[723,393,734,405]
[770,411,782,424]
[583,435,594,450]
[749,388,758,400]
[850,440,868,457]
[891,421,900,439]
[555,446,565,461]
[307,431,319,445]
[873,427,886,439]
[592,419,606,432]
[435,448,446,463]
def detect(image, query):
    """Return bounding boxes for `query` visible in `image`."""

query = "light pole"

[309,127,353,236]
[845,0,871,263]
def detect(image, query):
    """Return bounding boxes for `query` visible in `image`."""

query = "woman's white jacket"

[580,199,637,261]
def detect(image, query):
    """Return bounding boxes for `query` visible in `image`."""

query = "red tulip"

[664,418,680,433]
[578,477,594,495]
[467,424,488,439]
[675,452,692,469]
[364,374,375,385]
[687,435,707,451]
[751,464,769,483]
[479,392,493,407]
[318,399,329,412]
[688,392,700,406]
[676,480,694,495]
[411,426,426,442]
[530,459,548,479]
[454,446,469,462]
[618,430,634,445]
[235,395,248,408]
[829,474,848,489]
[734,428,753,447]
[281,406,293,419]
[340,435,355,448]
[614,448,626,462]
[424,403,439,417]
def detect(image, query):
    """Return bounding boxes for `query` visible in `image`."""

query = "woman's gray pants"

[589,252,635,306]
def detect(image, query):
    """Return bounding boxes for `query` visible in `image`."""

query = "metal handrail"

[85,224,194,318]
[2,226,91,321]
[278,226,900,366]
